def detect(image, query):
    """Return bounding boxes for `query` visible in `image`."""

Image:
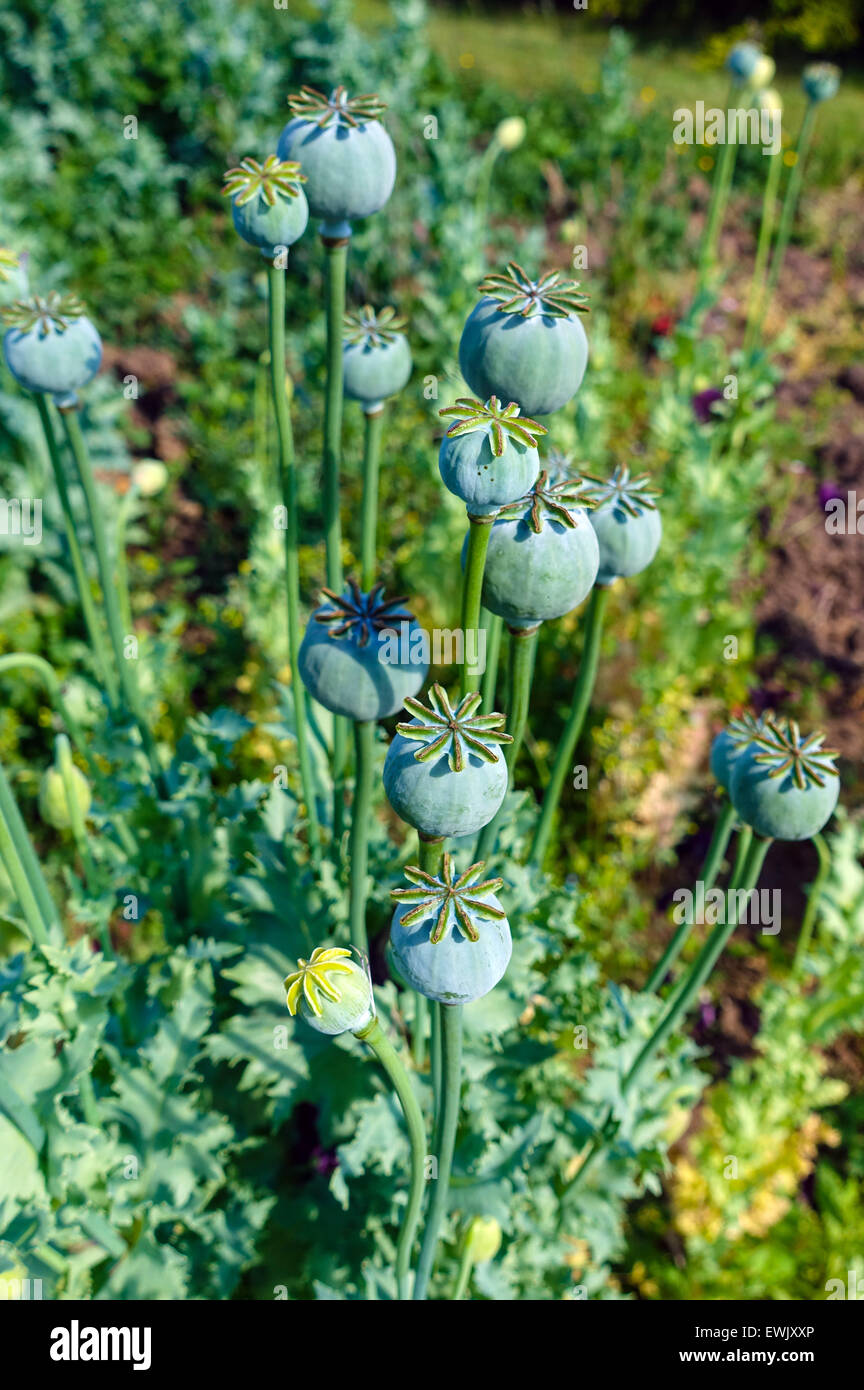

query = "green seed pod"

[438,396,544,511]
[343,305,412,409]
[390,854,512,1004]
[578,465,662,585]
[802,63,840,104]
[383,685,513,839]
[222,155,309,258]
[284,945,374,1036]
[38,763,91,831]
[710,712,771,791]
[729,717,840,842]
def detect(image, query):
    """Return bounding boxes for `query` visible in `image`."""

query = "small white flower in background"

[132,460,169,497]
[495,116,526,152]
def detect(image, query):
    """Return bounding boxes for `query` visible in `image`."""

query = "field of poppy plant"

[0,0,862,1315]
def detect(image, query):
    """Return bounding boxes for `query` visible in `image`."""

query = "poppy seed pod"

[709,712,772,791]
[390,853,512,1005]
[480,471,599,627]
[383,685,513,839]
[438,396,544,511]
[729,717,840,841]
[299,580,427,722]
[343,305,412,409]
[802,63,841,104]
[726,41,763,83]
[277,85,395,236]
[459,262,590,417]
[2,293,102,407]
[222,155,309,258]
[579,465,662,585]
[285,946,374,1036]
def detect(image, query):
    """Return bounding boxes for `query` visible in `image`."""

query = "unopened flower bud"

[285,945,374,1036]
[38,764,91,830]
[464,1216,502,1264]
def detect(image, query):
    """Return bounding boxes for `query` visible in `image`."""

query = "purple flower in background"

[699,1001,717,1028]
[819,481,844,509]
[691,388,724,424]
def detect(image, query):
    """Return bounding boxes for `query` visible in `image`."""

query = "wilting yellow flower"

[751,55,776,88]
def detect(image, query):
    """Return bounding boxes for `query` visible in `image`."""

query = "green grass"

[357,3,863,179]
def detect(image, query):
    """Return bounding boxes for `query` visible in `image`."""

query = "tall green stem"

[530,585,609,867]
[699,80,742,286]
[793,832,831,975]
[413,1002,463,1300]
[60,409,165,792]
[355,1015,427,1300]
[348,720,375,954]
[451,1241,474,1301]
[413,836,444,1072]
[728,823,753,892]
[0,758,59,945]
[765,102,817,308]
[644,798,736,994]
[267,265,321,861]
[744,147,783,352]
[322,237,349,836]
[475,624,539,861]
[569,835,771,1194]
[360,407,385,591]
[480,608,503,712]
[35,396,118,707]
[459,517,492,698]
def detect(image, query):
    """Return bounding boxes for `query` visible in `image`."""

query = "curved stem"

[348,719,375,953]
[355,1015,427,1300]
[60,409,166,794]
[413,1002,463,1300]
[0,654,88,766]
[530,585,609,867]
[793,832,831,975]
[474,624,539,862]
[360,407,385,591]
[115,484,139,636]
[0,758,59,945]
[764,102,817,307]
[323,238,348,838]
[459,517,492,697]
[413,836,445,1072]
[267,265,321,862]
[644,797,736,994]
[34,395,118,707]
[480,608,503,713]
